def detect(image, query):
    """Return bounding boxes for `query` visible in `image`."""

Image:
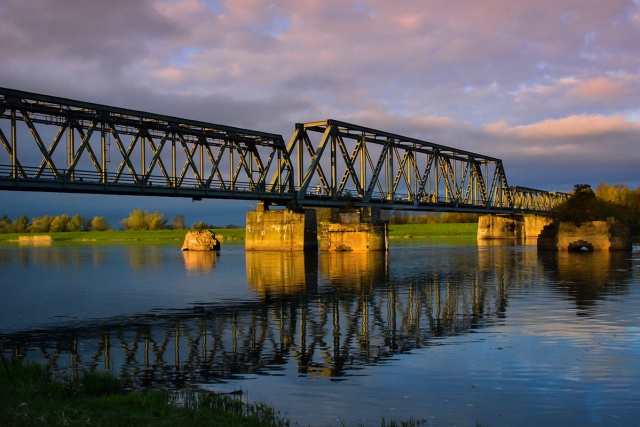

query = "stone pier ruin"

[319,207,388,252]
[537,218,632,251]
[245,202,318,251]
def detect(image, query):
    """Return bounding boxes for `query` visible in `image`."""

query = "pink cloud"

[572,77,626,103]
[498,114,637,139]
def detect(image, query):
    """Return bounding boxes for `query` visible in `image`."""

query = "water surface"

[1,239,639,426]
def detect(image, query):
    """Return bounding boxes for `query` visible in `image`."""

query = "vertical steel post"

[297,128,303,191]
[68,121,75,181]
[360,134,366,197]
[10,108,16,179]
[388,140,394,199]
[101,123,106,183]
[229,141,234,190]
[330,128,337,196]
[200,139,204,188]
[172,133,176,187]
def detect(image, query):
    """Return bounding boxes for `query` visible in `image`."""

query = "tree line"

[3,182,639,233]
[553,183,640,231]
[0,214,110,233]
[0,209,241,234]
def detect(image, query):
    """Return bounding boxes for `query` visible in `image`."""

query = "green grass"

[388,223,478,238]
[0,357,287,427]
[0,223,477,245]
[0,228,246,243]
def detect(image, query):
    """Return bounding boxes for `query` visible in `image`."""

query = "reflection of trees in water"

[0,246,110,269]
[3,245,632,387]
[538,251,632,315]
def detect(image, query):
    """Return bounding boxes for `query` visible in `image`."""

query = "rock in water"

[181,230,221,251]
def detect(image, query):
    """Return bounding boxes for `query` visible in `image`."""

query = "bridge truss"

[0,87,295,203]
[281,120,567,213]
[0,88,567,214]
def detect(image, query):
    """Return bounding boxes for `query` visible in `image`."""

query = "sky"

[1,0,639,226]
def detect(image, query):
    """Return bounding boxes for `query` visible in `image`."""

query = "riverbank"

[0,223,478,243]
[0,357,287,427]
[0,358,429,427]
[0,228,245,243]
[388,223,477,238]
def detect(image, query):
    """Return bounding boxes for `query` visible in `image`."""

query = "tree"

[29,215,52,233]
[67,214,85,232]
[120,209,167,230]
[552,184,633,226]
[50,214,70,232]
[12,215,29,233]
[121,209,147,230]
[146,211,168,230]
[0,215,11,233]
[91,216,110,231]
[192,220,214,230]
[172,215,185,230]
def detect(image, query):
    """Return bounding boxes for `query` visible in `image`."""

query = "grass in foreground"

[0,357,287,427]
[1,358,435,427]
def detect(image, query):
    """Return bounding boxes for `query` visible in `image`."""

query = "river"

[1,239,639,426]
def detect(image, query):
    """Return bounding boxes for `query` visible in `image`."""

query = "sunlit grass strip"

[0,224,477,243]
[0,228,246,242]
[0,357,287,427]
[388,223,478,238]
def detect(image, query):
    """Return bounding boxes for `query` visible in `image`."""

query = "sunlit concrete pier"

[477,214,552,241]
[245,202,318,251]
[319,207,388,251]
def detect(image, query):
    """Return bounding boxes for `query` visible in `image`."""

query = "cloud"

[1,0,639,218]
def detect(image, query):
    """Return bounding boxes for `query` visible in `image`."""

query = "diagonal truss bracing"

[0,87,295,202]
[511,186,570,214]
[285,120,523,213]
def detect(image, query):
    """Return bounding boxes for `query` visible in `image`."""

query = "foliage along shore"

[0,223,478,243]
[0,357,287,427]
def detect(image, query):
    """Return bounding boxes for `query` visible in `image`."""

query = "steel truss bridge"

[0,88,567,214]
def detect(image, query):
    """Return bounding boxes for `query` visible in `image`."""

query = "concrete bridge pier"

[246,202,318,251]
[477,214,524,240]
[478,214,553,241]
[523,214,554,240]
[319,207,389,251]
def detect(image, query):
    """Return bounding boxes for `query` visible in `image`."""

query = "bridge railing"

[0,164,295,200]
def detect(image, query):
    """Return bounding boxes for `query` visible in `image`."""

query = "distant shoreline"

[0,223,478,244]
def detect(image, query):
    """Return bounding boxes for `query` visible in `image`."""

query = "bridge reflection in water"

[2,245,632,387]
